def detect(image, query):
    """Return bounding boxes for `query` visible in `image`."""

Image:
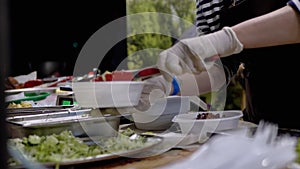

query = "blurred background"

[1,1,245,167]
[8,0,127,78]
[4,0,245,123]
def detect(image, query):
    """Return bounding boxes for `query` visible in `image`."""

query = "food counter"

[5,118,261,169]
[7,114,300,169]
[4,74,300,169]
[5,109,300,169]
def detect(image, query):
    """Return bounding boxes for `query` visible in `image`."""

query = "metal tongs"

[189,95,210,111]
[74,68,101,82]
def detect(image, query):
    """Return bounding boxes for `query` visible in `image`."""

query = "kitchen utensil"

[189,95,210,111]
[6,108,121,138]
[5,87,58,95]
[131,96,190,130]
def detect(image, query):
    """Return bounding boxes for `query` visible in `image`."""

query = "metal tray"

[6,109,121,138]
[5,87,58,95]
[6,105,75,117]
[8,134,163,169]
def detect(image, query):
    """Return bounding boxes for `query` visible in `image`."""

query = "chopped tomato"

[91,70,134,81]
[92,76,103,82]
[24,79,44,88]
[112,71,134,81]
[104,73,113,81]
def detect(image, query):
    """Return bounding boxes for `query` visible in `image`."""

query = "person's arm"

[233,4,300,48]
[158,2,300,79]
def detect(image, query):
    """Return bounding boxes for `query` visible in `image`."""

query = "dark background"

[0,0,9,167]
[8,0,127,78]
[1,1,127,168]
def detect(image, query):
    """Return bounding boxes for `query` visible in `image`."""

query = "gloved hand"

[157,26,243,81]
[134,75,174,111]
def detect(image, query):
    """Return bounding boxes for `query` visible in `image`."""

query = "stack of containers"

[131,96,190,130]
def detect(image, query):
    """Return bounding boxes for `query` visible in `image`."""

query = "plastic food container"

[72,81,145,108]
[5,92,51,104]
[172,110,243,137]
[6,108,121,138]
[131,96,190,130]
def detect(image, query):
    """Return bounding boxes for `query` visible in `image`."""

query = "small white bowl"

[172,110,243,140]
[131,96,190,130]
[72,81,145,108]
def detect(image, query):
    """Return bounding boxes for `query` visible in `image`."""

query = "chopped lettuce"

[8,129,149,168]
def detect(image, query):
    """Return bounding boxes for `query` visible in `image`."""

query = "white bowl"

[72,81,145,108]
[131,96,190,130]
[172,110,243,136]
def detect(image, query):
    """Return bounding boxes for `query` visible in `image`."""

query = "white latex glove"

[157,27,243,81]
[135,76,172,111]
[135,62,227,111]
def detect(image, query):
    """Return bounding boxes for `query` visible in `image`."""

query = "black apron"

[219,0,300,129]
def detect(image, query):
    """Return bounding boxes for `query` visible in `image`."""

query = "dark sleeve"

[288,0,300,13]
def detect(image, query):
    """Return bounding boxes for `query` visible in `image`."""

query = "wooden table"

[59,149,196,169]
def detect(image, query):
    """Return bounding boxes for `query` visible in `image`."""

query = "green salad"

[8,128,148,168]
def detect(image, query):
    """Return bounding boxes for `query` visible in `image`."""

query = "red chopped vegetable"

[112,71,134,81]
[92,71,134,81]
[23,79,44,88]
[104,73,113,81]
[92,76,103,82]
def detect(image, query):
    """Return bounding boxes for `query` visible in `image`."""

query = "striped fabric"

[195,0,224,35]
[196,0,300,36]
[288,0,300,13]
[195,0,247,36]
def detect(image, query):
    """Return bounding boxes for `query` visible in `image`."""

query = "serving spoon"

[189,95,210,111]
